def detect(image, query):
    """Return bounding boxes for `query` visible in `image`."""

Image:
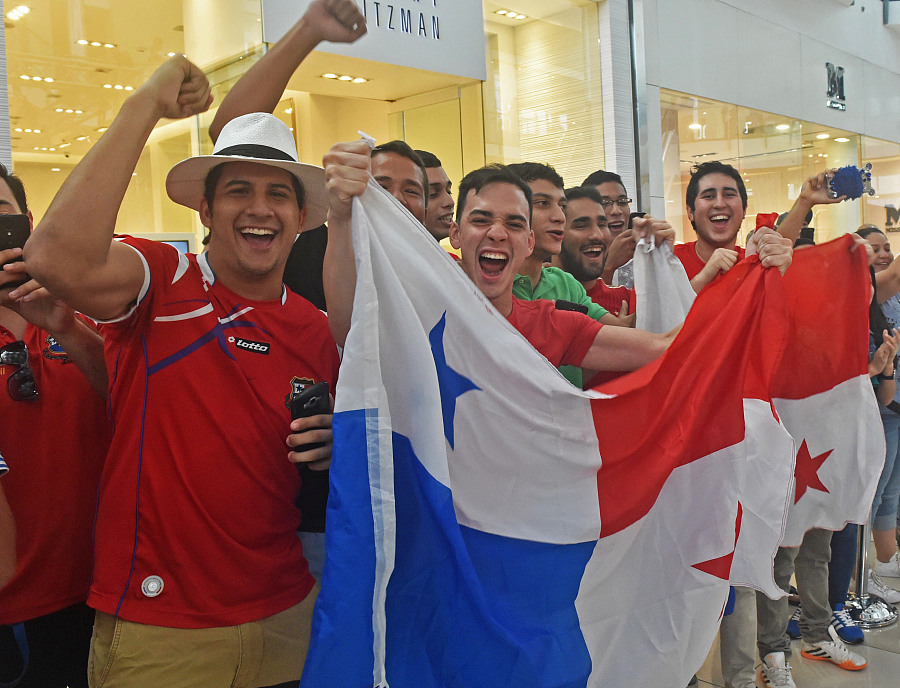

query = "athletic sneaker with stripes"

[758,652,796,688]
[799,626,867,670]
[830,603,864,644]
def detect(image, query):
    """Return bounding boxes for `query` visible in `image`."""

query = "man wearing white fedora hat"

[24,48,345,688]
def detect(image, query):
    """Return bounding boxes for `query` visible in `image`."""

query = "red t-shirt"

[89,238,340,628]
[506,297,602,368]
[673,241,746,281]
[0,322,110,623]
[585,281,635,316]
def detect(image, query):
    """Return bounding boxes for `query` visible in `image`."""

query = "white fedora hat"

[165,112,327,229]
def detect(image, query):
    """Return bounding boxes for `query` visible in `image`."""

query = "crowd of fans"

[1,0,898,687]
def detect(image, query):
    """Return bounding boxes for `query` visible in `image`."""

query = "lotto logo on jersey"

[228,336,271,355]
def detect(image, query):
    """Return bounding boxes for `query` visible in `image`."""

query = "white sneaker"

[758,651,796,688]
[799,626,867,671]
[867,569,900,604]
[872,551,900,578]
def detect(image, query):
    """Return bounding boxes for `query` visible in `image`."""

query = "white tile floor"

[694,544,900,688]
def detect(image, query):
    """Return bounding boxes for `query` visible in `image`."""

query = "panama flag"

[300,181,878,688]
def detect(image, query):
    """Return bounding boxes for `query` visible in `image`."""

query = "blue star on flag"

[429,312,481,448]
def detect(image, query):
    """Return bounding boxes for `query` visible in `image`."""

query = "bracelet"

[878,371,895,381]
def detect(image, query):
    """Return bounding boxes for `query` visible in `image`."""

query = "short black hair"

[414,149,442,169]
[0,163,28,214]
[564,186,604,205]
[582,169,625,191]
[372,140,429,201]
[456,164,533,224]
[685,161,747,212]
[202,162,306,213]
[506,162,564,190]
[856,224,884,240]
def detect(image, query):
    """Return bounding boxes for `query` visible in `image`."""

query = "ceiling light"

[51,168,61,172]
[775,124,790,131]
[14,128,22,132]
[688,123,702,130]
[351,77,367,84]
[167,52,177,57]
[834,137,850,143]
[33,129,40,134]
[23,128,31,132]
[97,127,108,133]
[6,6,30,21]
[495,9,508,15]
[515,14,526,19]
[91,41,102,47]
[103,84,112,89]
[285,107,293,114]
[322,73,338,79]
[124,86,133,91]
[19,75,29,80]
[337,75,353,81]
[103,43,115,48]
[77,39,89,45]
[816,133,830,140]
[76,136,88,141]
[114,84,124,90]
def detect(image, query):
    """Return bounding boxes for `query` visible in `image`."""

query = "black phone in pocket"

[0,214,31,290]
[290,381,330,456]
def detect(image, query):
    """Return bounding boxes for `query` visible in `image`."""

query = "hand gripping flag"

[300,181,880,688]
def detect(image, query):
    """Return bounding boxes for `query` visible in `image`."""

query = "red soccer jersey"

[0,323,110,623]
[585,281,635,316]
[88,238,340,628]
[506,297,602,368]
[673,241,746,281]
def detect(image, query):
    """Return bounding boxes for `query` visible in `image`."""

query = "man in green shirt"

[507,162,626,386]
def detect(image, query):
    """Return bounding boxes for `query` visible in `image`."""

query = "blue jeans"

[873,409,900,531]
[828,523,858,608]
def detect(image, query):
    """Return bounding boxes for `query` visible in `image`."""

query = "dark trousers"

[0,603,94,688]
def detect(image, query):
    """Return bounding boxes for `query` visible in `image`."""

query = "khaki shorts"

[88,585,319,688]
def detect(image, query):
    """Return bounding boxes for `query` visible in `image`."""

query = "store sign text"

[362,0,440,39]
[261,0,486,81]
[886,206,900,232]
[826,62,846,111]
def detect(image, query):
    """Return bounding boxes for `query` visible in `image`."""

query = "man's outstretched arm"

[24,57,212,321]
[209,0,365,142]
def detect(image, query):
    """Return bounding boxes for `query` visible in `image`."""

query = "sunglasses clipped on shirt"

[0,340,38,402]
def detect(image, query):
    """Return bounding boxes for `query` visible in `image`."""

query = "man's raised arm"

[209,0,365,142]
[322,140,372,346]
[24,57,212,321]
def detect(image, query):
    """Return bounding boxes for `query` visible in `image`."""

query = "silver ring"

[352,22,359,31]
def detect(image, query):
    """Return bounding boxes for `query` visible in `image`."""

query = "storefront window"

[661,88,869,246]
[861,136,900,250]
[483,0,604,184]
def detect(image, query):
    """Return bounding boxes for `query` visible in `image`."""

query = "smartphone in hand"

[0,214,31,290]
[290,381,330,456]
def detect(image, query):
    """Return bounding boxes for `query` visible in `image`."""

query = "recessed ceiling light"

[77,39,89,45]
[337,75,353,81]
[124,86,133,91]
[6,6,30,21]
[834,137,850,143]
[114,85,124,90]
[97,127,108,133]
[495,9,508,15]
[775,124,790,131]
[285,107,293,114]
[103,84,112,89]
[351,77,367,84]
[688,123,702,130]
[51,168,61,172]
[14,128,22,132]
[816,133,830,140]
[515,14,527,19]
[167,52,177,57]
[76,136,88,141]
